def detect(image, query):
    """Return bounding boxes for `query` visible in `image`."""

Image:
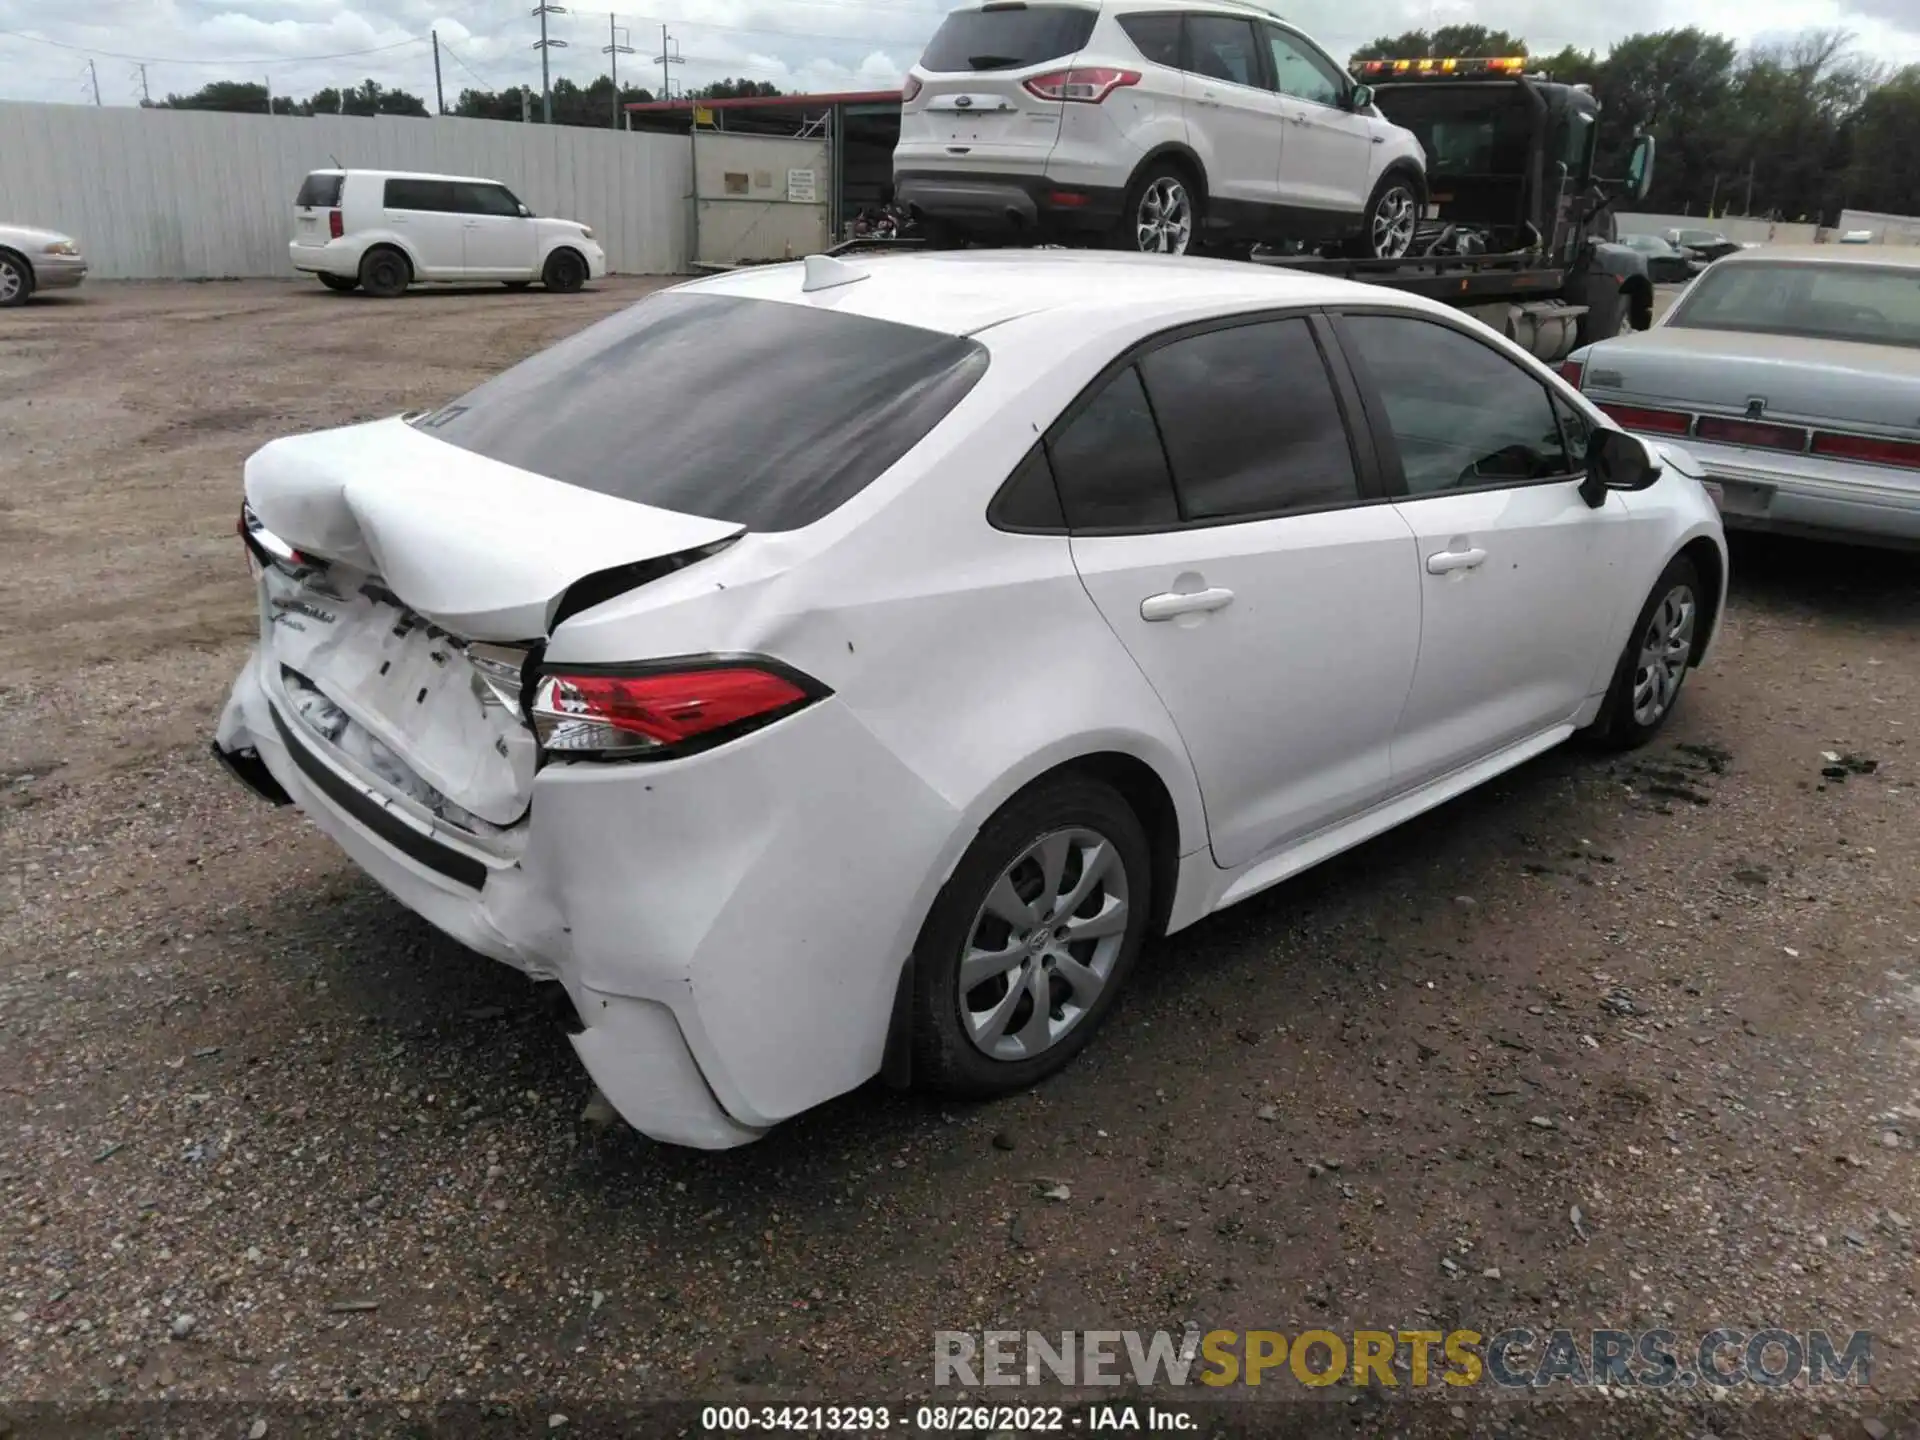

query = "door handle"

[1141,586,1234,621]
[1196,92,1221,107]
[1426,547,1487,575]
[1287,112,1306,125]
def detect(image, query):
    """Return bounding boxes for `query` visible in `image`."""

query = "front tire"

[1114,163,1198,255]
[1582,555,1702,750]
[316,273,358,293]
[0,251,32,308]
[1358,171,1420,258]
[357,247,410,299]
[911,775,1152,1098]
[543,249,587,293]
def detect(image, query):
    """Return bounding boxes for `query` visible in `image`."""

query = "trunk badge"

[1746,397,1767,419]
[955,94,972,108]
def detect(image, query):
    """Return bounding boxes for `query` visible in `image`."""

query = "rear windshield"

[411,292,990,531]
[295,172,344,208]
[918,4,1097,72]
[1667,261,1920,349]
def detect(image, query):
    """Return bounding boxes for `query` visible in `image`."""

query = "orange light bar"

[1355,56,1529,78]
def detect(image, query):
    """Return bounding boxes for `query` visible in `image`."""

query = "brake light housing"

[239,502,315,578]
[1024,67,1140,103]
[1810,429,1920,471]
[531,657,829,762]
[328,209,344,240]
[900,74,922,104]
[1597,403,1692,436]
[1693,415,1808,452]
[1556,360,1584,389]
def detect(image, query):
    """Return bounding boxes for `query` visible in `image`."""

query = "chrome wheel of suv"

[1133,176,1193,255]
[1368,183,1418,258]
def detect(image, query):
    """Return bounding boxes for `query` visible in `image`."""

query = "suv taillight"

[1557,360,1584,388]
[1023,67,1140,103]
[531,659,827,761]
[328,209,344,239]
[900,74,922,104]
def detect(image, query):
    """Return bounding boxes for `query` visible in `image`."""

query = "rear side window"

[384,178,456,212]
[412,293,989,533]
[296,173,343,208]
[1045,367,1180,530]
[918,4,1097,72]
[1139,319,1359,520]
[1118,13,1183,68]
[1184,15,1260,87]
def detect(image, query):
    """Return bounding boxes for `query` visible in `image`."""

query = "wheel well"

[1377,160,1426,203]
[1679,537,1723,666]
[0,246,33,284]
[1129,144,1208,204]
[1054,751,1183,939]
[546,244,587,271]
[362,243,412,279]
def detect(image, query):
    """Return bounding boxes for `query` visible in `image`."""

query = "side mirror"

[1624,135,1655,204]
[517,203,533,218]
[1349,82,1374,112]
[1579,427,1663,508]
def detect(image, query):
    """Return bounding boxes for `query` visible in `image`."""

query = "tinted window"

[413,293,989,532]
[1666,261,1920,349]
[456,182,522,217]
[1263,27,1344,105]
[1185,15,1259,87]
[1139,319,1359,520]
[919,4,1097,72]
[1342,316,1571,494]
[1047,366,1179,530]
[384,178,456,212]
[1552,392,1594,471]
[990,445,1066,530]
[1118,13,1182,67]
[296,172,343,208]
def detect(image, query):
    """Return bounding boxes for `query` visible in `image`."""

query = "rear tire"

[543,248,587,293]
[1112,162,1199,255]
[911,774,1152,1098]
[0,251,32,308]
[316,273,358,293]
[357,247,410,299]
[1580,555,1702,751]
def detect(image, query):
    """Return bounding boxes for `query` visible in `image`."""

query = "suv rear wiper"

[968,54,1020,69]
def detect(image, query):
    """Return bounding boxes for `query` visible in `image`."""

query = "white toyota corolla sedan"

[213,250,1727,1148]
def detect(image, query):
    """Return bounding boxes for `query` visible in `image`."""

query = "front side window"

[1340,315,1572,495]
[1184,15,1260,87]
[457,183,523,217]
[413,293,989,532]
[1262,27,1345,106]
[1138,318,1359,520]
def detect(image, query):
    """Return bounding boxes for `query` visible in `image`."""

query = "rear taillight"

[1693,415,1808,452]
[328,209,343,240]
[1598,403,1692,436]
[1556,360,1584,388]
[1809,430,1920,471]
[239,502,312,576]
[1023,67,1140,103]
[900,74,922,104]
[531,659,827,761]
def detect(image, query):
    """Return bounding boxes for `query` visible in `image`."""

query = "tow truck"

[1261,54,1660,361]
[851,54,1659,365]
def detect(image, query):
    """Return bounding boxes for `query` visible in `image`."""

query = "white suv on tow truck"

[893,0,1427,257]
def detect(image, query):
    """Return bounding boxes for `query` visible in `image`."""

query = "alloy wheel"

[1134,178,1193,255]
[1371,186,1417,258]
[960,827,1131,1061]
[0,259,23,305]
[1631,584,1695,726]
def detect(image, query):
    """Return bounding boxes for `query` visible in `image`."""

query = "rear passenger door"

[380,178,465,277]
[1179,14,1286,221]
[1056,314,1421,870]
[1328,311,1638,788]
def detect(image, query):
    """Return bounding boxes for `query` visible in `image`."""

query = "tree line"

[152,75,781,127]
[1353,24,1920,221]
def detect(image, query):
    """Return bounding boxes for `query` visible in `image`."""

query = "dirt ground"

[2,279,1917,1434]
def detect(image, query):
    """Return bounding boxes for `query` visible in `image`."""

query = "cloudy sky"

[3,0,1917,109]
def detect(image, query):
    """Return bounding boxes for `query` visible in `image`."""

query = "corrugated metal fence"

[0,101,691,279]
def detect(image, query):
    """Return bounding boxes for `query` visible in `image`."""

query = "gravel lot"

[2,279,1917,1433]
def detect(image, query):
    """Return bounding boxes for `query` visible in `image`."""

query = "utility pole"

[1743,158,1756,218]
[432,30,445,114]
[654,25,680,105]
[137,63,150,104]
[265,73,274,116]
[86,59,101,105]
[603,16,634,128]
[532,3,568,124]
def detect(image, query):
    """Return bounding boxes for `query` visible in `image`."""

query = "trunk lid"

[1582,330,1920,433]
[245,416,741,829]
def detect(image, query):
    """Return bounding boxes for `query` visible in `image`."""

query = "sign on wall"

[787,168,818,204]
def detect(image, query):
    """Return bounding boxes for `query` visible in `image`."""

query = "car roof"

[311,168,507,187]
[1713,245,1920,270]
[676,249,1448,339]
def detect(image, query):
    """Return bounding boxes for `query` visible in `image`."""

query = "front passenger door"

[458,182,538,279]
[1331,312,1639,789]
[1059,314,1422,870]
[1262,25,1373,214]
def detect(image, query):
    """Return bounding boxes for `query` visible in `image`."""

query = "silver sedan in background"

[1563,245,1920,549]
[0,223,88,307]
